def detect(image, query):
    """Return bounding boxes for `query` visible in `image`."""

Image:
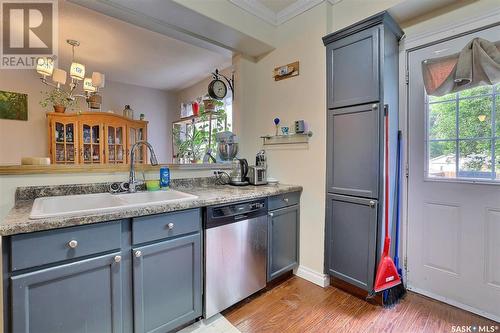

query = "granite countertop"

[0,179,302,236]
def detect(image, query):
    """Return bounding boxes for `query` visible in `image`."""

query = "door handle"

[234,214,248,220]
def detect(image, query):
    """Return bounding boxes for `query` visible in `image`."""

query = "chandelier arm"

[40,77,58,89]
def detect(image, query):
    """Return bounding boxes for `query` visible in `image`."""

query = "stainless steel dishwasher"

[204,198,267,318]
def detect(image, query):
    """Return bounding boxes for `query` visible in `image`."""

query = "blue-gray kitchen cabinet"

[11,252,123,333]
[326,194,378,291]
[326,104,381,199]
[132,233,202,333]
[267,192,300,282]
[326,27,380,109]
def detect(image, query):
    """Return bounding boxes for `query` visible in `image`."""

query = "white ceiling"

[388,0,467,26]
[229,0,339,26]
[57,1,232,91]
[259,0,298,13]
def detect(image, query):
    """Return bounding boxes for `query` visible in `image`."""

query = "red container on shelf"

[192,102,199,116]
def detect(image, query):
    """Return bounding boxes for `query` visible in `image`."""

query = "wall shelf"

[261,132,312,146]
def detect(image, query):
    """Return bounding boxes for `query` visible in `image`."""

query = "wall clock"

[208,79,227,99]
[209,68,234,101]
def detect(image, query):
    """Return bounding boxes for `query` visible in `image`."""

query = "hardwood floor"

[224,276,498,333]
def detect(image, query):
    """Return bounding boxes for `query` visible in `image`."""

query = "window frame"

[424,84,499,185]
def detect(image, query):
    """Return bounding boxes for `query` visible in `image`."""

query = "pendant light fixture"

[68,39,85,81]
[36,39,105,110]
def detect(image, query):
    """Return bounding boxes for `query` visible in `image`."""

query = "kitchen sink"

[30,190,198,219]
[114,190,198,206]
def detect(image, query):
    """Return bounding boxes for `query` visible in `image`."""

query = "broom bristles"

[383,281,406,308]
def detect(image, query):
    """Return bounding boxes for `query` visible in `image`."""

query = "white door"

[407,25,500,322]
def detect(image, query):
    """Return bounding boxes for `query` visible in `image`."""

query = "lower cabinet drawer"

[132,209,201,245]
[268,192,300,211]
[11,221,122,271]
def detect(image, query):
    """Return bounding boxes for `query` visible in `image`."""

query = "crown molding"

[230,0,343,26]
[229,0,277,26]
[276,0,323,25]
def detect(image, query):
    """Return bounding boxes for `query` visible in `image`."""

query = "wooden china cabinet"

[47,112,148,165]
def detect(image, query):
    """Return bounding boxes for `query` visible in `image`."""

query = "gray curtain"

[422,38,500,96]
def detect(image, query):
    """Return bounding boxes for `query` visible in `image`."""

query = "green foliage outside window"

[428,84,499,177]
[173,99,230,162]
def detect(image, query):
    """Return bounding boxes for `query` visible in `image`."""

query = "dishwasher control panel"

[205,198,267,229]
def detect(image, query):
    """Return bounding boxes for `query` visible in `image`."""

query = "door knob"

[268,212,274,217]
[114,255,122,263]
[283,198,289,203]
[167,223,174,230]
[134,250,142,258]
[369,201,376,208]
[68,240,78,249]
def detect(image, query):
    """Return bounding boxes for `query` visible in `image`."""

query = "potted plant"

[40,89,76,113]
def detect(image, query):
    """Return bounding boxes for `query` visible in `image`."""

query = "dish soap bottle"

[160,166,170,189]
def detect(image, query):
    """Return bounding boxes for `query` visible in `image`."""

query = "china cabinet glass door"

[51,120,77,164]
[80,122,103,164]
[106,125,126,164]
[128,125,147,163]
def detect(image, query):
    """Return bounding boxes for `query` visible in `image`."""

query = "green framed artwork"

[0,90,28,121]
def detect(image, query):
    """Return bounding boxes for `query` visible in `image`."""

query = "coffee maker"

[230,158,249,186]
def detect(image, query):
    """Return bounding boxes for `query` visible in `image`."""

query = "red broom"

[374,110,401,293]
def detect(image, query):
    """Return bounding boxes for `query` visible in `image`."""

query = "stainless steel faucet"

[128,141,158,193]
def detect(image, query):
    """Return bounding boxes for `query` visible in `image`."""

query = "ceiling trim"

[230,0,343,26]
[229,0,276,25]
[276,0,323,25]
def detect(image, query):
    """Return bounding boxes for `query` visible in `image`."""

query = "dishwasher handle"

[205,199,268,229]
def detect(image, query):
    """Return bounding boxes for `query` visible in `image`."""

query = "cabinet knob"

[268,212,274,217]
[283,198,289,203]
[369,201,376,208]
[114,255,122,263]
[372,104,378,110]
[134,250,142,258]
[167,223,175,230]
[68,240,78,249]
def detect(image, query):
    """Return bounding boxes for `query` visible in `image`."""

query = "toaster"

[248,166,267,185]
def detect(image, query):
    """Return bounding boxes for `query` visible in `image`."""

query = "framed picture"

[0,90,28,121]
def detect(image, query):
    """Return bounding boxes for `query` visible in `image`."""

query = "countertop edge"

[0,185,302,236]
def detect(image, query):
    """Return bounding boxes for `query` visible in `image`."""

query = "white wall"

[232,0,411,279]
[101,80,179,162]
[0,70,178,164]
[237,3,329,274]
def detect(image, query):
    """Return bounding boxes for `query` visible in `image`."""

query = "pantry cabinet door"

[326,27,380,109]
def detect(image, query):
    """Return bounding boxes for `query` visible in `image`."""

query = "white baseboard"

[294,265,329,288]
[408,286,500,323]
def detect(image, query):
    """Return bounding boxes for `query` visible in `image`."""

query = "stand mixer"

[215,131,239,162]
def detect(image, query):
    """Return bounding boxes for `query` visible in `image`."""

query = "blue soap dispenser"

[160,166,170,189]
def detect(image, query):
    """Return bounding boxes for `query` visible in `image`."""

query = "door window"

[426,83,499,182]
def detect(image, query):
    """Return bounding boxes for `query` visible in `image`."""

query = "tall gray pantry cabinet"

[322,12,403,291]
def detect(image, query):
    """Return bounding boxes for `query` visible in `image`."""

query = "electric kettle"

[230,158,249,186]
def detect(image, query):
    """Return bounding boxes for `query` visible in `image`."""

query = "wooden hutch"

[47,112,148,165]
